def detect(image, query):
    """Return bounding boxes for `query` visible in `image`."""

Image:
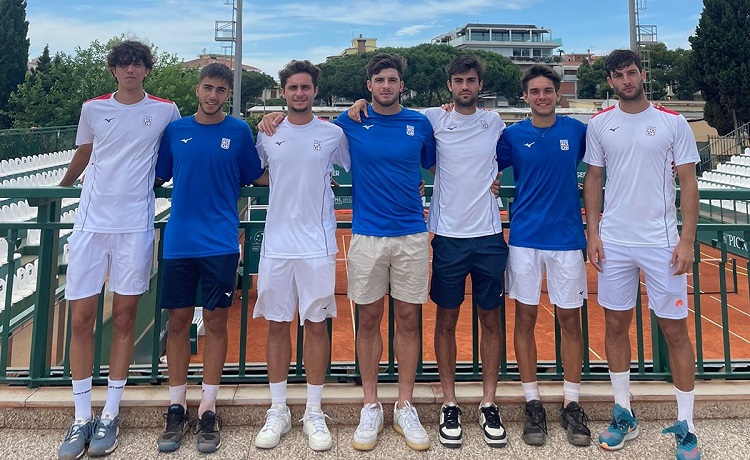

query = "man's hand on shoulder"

[257,112,286,136]
[347,99,369,123]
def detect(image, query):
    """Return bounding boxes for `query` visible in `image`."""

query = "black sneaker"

[194,410,222,454]
[560,401,591,446]
[438,404,462,448]
[522,400,548,446]
[478,403,507,448]
[157,404,190,452]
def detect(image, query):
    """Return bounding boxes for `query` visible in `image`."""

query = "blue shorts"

[160,254,239,311]
[429,233,508,310]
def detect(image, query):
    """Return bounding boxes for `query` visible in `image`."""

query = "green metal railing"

[0,126,77,160]
[1,186,750,388]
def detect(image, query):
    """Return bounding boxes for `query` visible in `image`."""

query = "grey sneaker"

[194,410,222,454]
[57,419,94,460]
[157,404,190,452]
[87,414,120,457]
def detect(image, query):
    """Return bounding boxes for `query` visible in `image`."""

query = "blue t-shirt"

[335,106,436,237]
[156,115,264,258]
[496,115,586,250]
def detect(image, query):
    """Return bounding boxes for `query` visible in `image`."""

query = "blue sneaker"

[662,420,701,460]
[87,414,120,457]
[57,419,93,460]
[598,404,639,450]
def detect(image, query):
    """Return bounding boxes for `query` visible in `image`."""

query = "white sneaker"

[352,402,384,451]
[301,407,333,451]
[254,404,291,449]
[393,401,431,451]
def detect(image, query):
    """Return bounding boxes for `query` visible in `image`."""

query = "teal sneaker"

[57,419,94,460]
[662,420,701,460]
[598,404,639,450]
[87,414,120,457]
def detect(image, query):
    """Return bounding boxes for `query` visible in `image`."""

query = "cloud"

[395,25,431,37]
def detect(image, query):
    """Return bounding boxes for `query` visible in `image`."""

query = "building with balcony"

[431,23,563,69]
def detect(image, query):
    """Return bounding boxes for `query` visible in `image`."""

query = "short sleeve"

[583,119,605,167]
[673,115,700,166]
[75,103,94,146]
[239,125,264,185]
[333,128,351,172]
[155,125,174,182]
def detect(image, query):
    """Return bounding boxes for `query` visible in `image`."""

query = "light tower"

[628,0,658,100]
[214,0,243,117]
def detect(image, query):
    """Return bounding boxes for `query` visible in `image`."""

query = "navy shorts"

[160,254,239,311]
[429,233,508,310]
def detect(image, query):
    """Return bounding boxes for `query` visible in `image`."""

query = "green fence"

[1,186,750,388]
[0,126,77,160]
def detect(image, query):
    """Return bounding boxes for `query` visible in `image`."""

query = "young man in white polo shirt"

[252,60,350,453]
[57,40,180,460]
[583,49,701,460]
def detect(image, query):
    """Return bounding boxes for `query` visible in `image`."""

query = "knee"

[514,308,536,333]
[304,320,328,338]
[435,309,459,335]
[357,309,383,334]
[604,315,630,337]
[267,321,290,337]
[557,310,582,336]
[202,313,228,337]
[395,312,419,335]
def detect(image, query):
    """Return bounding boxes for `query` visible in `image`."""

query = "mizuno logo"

[609,126,620,132]
[275,140,286,145]
[180,138,193,143]
[447,126,458,130]
[104,117,115,122]
[224,292,232,297]
[524,142,535,148]
[362,124,374,130]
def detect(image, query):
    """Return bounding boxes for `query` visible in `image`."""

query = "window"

[470,29,490,41]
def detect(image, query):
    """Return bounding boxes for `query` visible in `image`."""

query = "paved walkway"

[1,381,747,459]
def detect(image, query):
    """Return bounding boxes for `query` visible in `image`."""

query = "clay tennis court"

[192,213,750,371]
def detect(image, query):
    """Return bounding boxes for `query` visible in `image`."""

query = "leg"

[434,307,460,404]
[604,308,633,373]
[356,300,385,404]
[165,307,195,388]
[199,307,229,414]
[266,321,292,383]
[303,319,330,387]
[556,306,584,388]
[513,301,539,387]
[69,295,98,381]
[477,308,502,405]
[392,299,421,407]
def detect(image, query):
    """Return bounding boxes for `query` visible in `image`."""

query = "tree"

[576,57,609,99]
[35,44,51,74]
[690,0,750,134]
[0,0,30,128]
[241,70,276,109]
[642,43,697,100]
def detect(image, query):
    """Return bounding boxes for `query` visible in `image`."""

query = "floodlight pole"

[232,0,243,117]
[628,0,638,52]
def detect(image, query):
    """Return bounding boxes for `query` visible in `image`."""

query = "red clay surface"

[192,224,750,368]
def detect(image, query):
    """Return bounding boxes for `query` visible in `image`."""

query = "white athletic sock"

[610,371,631,411]
[72,377,93,422]
[198,383,220,417]
[522,381,540,402]
[102,378,126,417]
[270,380,287,407]
[675,386,695,433]
[169,383,187,411]
[563,380,580,405]
[306,383,324,411]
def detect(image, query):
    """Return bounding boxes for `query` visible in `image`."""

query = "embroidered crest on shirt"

[406,125,415,136]
[313,140,322,151]
[560,139,569,151]
[143,116,152,126]
[480,121,489,129]
[646,126,656,136]
[221,138,231,150]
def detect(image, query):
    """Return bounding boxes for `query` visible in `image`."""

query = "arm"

[583,164,605,272]
[347,99,369,123]
[59,144,93,186]
[672,163,698,275]
[257,112,286,136]
[252,170,269,186]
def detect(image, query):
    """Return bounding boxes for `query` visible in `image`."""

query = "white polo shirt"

[584,103,699,247]
[74,92,180,233]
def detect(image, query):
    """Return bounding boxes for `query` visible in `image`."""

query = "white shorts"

[597,243,688,320]
[506,245,587,309]
[347,233,429,305]
[65,230,155,300]
[253,255,336,325]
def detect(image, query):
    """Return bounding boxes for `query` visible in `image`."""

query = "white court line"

[538,302,603,361]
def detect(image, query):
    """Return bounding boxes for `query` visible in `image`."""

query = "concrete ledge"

[2,380,749,429]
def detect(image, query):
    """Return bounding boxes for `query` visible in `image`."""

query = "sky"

[26,0,705,78]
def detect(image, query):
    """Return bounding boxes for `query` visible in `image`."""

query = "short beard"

[454,94,477,109]
[616,84,645,101]
[372,92,399,108]
[289,104,310,113]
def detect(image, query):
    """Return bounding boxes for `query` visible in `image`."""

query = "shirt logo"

[560,139,569,151]
[180,137,192,144]
[446,126,458,130]
[609,126,620,132]
[406,125,415,136]
[275,140,285,145]
[143,116,152,126]
[104,117,115,123]
[362,124,374,130]
[221,138,231,149]
[480,121,489,129]
[647,126,656,136]
[524,142,535,148]
[313,140,322,151]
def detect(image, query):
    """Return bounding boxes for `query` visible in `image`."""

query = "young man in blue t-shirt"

[495,64,591,447]
[154,63,264,454]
